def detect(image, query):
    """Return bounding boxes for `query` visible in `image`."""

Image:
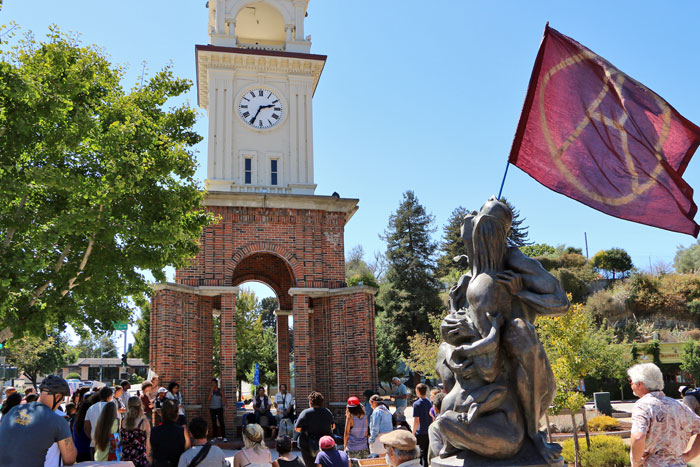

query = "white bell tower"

[198,0,324,195]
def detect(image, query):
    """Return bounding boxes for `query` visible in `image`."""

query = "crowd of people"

[10,363,700,467]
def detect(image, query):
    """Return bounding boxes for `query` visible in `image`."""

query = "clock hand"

[250,104,276,125]
[250,105,263,124]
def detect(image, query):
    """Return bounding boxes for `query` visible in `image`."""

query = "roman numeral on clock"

[250,91,256,98]
[242,111,250,118]
[258,90,264,96]
[240,105,248,109]
[272,114,280,120]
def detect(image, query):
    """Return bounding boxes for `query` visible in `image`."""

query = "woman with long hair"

[166,381,186,426]
[73,397,94,462]
[94,401,121,461]
[121,396,151,467]
[0,392,22,417]
[233,423,278,467]
[343,397,369,466]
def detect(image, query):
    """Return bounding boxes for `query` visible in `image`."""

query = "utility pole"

[99,336,103,382]
[584,232,589,259]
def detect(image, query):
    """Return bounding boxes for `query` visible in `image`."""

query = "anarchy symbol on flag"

[510,25,700,236]
[539,50,672,207]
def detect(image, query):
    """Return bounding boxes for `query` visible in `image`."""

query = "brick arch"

[225,242,301,283]
[227,248,297,310]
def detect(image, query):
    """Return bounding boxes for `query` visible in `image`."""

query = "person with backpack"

[178,417,227,467]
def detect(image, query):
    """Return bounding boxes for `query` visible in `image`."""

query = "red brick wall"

[176,206,348,289]
[152,203,377,433]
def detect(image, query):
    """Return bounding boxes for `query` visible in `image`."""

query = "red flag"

[510,25,700,237]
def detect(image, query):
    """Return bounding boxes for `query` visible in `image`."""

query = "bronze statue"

[433,197,569,466]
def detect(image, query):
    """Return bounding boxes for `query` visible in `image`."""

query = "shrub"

[587,415,619,431]
[129,373,144,384]
[66,372,81,380]
[561,435,630,467]
[347,271,379,288]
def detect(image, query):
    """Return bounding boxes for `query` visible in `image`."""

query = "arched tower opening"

[235,2,286,48]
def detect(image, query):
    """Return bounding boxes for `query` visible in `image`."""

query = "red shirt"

[140,394,152,415]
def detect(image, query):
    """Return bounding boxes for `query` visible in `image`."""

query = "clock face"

[238,88,284,130]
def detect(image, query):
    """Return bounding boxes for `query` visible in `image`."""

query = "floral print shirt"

[631,391,700,466]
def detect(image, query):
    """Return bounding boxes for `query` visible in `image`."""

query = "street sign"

[113,322,128,331]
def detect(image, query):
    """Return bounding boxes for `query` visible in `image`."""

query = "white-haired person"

[628,363,700,466]
[233,423,278,467]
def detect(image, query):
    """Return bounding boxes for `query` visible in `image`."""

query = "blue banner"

[254,363,259,386]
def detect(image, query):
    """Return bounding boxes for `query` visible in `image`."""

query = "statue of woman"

[435,197,568,464]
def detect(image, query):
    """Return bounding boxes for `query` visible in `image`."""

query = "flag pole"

[497,160,510,199]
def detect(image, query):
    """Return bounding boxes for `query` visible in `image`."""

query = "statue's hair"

[471,214,509,274]
[628,363,664,391]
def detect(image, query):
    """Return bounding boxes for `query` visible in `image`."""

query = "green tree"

[375,310,401,383]
[378,191,443,354]
[436,206,471,278]
[6,333,75,388]
[674,241,700,274]
[520,243,557,258]
[346,245,380,288]
[406,312,445,379]
[681,340,700,385]
[234,289,277,394]
[131,297,150,364]
[536,301,625,461]
[73,333,118,358]
[245,327,277,389]
[592,248,633,280]
[260,296,278,330]
[500,198,531,248]
[0,27,213,338]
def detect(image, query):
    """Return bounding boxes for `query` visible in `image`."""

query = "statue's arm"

[450,313,502,359]
[501,249,570,316]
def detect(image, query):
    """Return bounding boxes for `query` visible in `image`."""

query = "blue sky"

[4,1,700,322]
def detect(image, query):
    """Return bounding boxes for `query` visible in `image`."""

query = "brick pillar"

[150,289,186,387]
[199,297,214,422]
[220,292,237,437]
[276,312,291,389]
[293,295,314,407]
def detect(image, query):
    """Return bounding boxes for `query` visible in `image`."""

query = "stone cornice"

[288,285,378,298]
[152,283,240,297]
[196,45,326,108]
[204,191,359,222]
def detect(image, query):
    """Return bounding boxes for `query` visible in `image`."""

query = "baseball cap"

[4,386,15,393]
[380,430,417,450]
[157,387,168,393]
[347,396,361,407]
[319,435,336,450]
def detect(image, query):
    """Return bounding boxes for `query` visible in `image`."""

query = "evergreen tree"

[500,198,531,248]
[378,191,443,355]
[260,297,278,331]
[436,206,471,279]
[375,310,402,383]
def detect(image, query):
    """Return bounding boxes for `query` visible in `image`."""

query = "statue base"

[430,438,564,467]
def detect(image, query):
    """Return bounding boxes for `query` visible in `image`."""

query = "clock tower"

[199,0,323,194]
[150,0,378,434]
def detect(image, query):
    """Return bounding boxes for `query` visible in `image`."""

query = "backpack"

[279,418,294,438]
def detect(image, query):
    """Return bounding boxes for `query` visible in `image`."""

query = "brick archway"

[230,251,294,389]
[151,200,378,435]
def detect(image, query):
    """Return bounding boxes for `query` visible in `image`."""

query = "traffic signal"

[121,353,128,367]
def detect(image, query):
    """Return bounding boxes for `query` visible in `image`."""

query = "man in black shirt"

[295,391,335,467]
[151,398,190,466]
